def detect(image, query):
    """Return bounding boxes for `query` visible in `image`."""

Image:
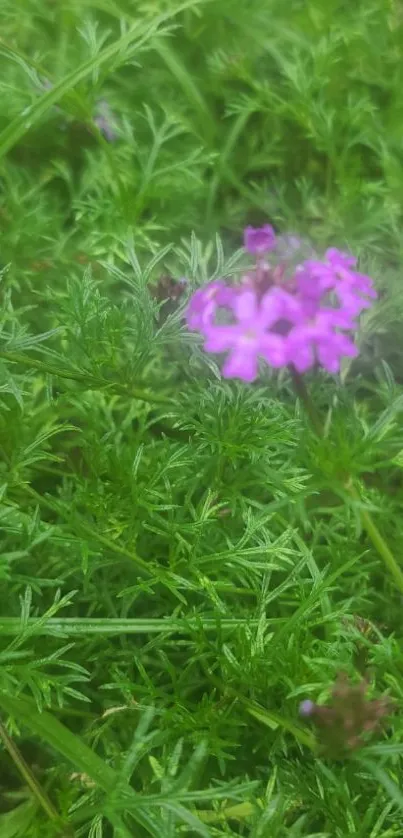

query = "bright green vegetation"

[1,1,403,835]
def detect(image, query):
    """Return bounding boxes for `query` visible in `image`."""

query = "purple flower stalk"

[185,228,377,382]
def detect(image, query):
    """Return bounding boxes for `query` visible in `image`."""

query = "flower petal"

[317,333,358,373]
[203,325,238,353]
[222,348,258,382]
[261,288,298,325]
[334,333,359,358]
[233,290,258,323]
[260,334,287,368]
[325,248,357,269]
[244,224,276,254]
[317,347,341,373]
[287,330,315,372]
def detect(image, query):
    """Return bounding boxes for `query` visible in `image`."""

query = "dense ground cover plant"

[2,0,403,836]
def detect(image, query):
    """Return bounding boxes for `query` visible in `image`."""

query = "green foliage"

[1,0,403,835]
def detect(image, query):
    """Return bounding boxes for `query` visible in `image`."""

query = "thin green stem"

[0,616,269,636]
[289,369,323,436]
[290,371,403,595]
[347,482,403,596]
[0,717,67,831]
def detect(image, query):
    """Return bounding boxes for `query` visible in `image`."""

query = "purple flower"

[184,232,377,381]
[185,281,236,331]
[286,306,358,374]
[244,225,276,255]
[326,249,377,310]
[295,261,335,301]
[203,289,288,382]
[297,250,377,319]
[326,248,357,270]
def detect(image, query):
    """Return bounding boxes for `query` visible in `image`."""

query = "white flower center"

[241,329,257,346]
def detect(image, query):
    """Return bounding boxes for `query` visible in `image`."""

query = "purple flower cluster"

[185,225,377,382]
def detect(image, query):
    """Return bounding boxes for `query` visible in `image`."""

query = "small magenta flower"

[186,281,235,331]
[297,250,377,319]
[203,289,288,382]
[325,248,356,270]
[295,262,334,301]
[285,306,359,374]
[326,249,377,309]
[244,224,276,255]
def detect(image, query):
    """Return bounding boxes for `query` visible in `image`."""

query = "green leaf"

[153,41,215,140]
[359,758,403,812]
[246,702,316,750]
[0,617,261,637]
[0,799,37,838]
